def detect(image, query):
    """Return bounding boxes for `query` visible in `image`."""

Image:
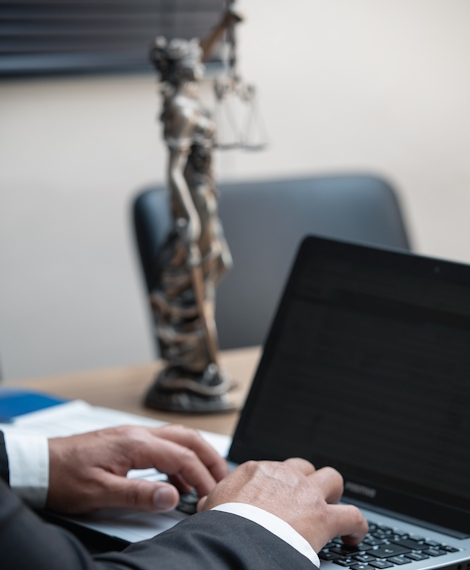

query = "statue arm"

[199,8,243,62]
[166,107,201,245]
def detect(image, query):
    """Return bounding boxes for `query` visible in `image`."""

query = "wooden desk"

[5,347,262,436]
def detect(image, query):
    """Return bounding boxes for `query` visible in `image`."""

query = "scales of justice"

[144,4,267,413]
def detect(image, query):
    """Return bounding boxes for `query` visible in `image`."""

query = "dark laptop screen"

[229,236,470,533]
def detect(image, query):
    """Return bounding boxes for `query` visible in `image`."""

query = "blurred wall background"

[1,0,470,380]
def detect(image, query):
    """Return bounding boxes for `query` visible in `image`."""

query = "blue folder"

[0,389,66,422]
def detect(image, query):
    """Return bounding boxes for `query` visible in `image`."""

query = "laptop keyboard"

[176,488,199,515]
[319,521,460,568]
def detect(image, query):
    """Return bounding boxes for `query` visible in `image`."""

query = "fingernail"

[154,487,176,511]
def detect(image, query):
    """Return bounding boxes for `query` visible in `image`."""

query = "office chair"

[132,174,411,352]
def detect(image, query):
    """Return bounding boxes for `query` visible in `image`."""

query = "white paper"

[1,399,230,458]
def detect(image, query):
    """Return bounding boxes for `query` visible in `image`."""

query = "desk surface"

[5,347,261,436]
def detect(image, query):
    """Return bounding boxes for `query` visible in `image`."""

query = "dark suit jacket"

[0,431,315,570]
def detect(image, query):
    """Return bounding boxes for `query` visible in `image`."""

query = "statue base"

[144,364,237,413]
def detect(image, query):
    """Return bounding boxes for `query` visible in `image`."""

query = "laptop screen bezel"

[229,235,470,535]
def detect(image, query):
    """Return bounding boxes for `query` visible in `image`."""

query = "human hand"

[199,458,368,553]
[47,424,228,515]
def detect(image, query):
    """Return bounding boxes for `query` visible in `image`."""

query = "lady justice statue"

[145,9,242,413]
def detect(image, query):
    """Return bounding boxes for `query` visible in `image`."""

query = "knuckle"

[243,460,259,475]
[181,425,201,440]
[295,457,315,473]
[166,424,200,439]
[258,461,300,486]
[278,461,300,481]
[113,425,135,437]
[125,482,144,508]
[325,466,344,489]
[180,447,197,462]
[349,505,364,524]
[126,489,140,508]
[278,462,295,477]
[168,423,185,433]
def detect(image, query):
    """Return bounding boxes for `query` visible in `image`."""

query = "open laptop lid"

[229,235,470,535]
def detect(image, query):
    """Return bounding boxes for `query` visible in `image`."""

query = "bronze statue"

[145,11,242,413]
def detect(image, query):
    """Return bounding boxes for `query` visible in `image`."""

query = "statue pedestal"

[144,363,237,413]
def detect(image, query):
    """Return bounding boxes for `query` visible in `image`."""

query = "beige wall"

[1,0,470,379]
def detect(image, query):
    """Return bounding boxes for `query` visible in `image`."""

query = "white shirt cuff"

[3,432,49,508]
[212,502,320,567]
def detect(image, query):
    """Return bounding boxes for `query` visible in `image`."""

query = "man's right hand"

[47,424,228,515]
[199,458,368,553]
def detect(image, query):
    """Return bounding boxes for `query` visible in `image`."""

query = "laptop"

[227,234,470,570]
[60,234,470,568]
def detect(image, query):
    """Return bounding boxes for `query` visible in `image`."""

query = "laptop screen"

[229,235,470,534]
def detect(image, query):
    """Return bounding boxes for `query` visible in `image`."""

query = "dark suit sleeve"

[0,431,9,484]
[97,511,317,570]
[0,478,316,570]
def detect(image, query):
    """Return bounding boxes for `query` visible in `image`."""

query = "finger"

[283,457,316,475]
[325,504,369,545]
[311,467,344,504]
[140,437,218,497]
[102,476,180,512]
[168,473,192,494]
[153,425,229,481]
[197,495,208,512]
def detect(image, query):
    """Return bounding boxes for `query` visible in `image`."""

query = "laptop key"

[369,560,394,569]
[347,544,373,552]
[374,529,393,538]
[331,547,356,556]
[176,489,199,515]
[371,545,410,558]
[377,525,393,532]
[373,530,390,535]
[408,535,425,542]
[364,537,389,547]
[331,545,372,556]
[333,558,356,567]
[406,552,429,561]
[354,554,378,564]
[350,564,376,570]
[387,556,412,565]
[423,548,447,557]
[443,546,459,553]
[319,551,342,561]
[392,538,425,550]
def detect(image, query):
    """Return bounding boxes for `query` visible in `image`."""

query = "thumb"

[197,495,208,512]
[106,476,180,512]
[152,482,180,512]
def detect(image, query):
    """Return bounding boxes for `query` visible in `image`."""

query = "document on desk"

[0,400,231,543]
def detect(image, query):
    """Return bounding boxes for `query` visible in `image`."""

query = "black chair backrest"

[133,186,172,293]
[133,174,411,352]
